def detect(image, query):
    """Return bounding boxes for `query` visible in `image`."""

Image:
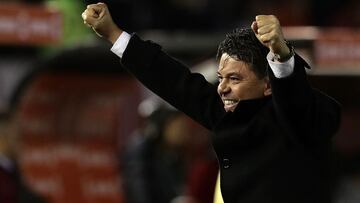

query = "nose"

[218,80,230,95]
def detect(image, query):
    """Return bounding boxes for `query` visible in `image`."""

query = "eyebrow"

[217,71,240,77]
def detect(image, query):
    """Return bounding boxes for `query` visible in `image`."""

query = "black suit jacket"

[121,34,341,203]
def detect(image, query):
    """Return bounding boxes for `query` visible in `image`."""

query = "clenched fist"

[251,15,291,61]
[82,2,122,44]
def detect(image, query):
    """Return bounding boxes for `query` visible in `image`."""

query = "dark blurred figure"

[0,74,46,203]
[122,103,191,203]
[122,98,217,203]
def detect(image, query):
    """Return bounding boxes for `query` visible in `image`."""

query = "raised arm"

[252,15,340,142]
[82,3,224,130]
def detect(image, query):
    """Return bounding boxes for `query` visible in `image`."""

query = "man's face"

[217,53,271,112]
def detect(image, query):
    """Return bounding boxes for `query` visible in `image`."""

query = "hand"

[251,15,290,60]
[82,2,122,44]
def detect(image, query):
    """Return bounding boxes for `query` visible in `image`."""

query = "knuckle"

[270,15,277,21]
[256,15,264,21]
[273,32,279,39]
[260,35,266,41]
[271,24,276,30]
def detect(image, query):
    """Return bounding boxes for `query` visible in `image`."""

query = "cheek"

[233,83,263,99]
[232,85,246,97]
[250,84,266,97]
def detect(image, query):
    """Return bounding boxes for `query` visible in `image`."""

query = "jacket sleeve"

[269,54,341,144]
[120,34,224,130]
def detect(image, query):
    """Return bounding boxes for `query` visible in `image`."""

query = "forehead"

[218,53,252,75]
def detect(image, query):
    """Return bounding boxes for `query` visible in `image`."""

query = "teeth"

[224,100,237,105]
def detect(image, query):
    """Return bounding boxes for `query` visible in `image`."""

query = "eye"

[229,76,240,81]
[217,75,223,83]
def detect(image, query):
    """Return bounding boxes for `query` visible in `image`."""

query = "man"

[82,3,341,203]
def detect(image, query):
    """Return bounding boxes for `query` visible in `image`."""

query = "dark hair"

[216,28,270,79]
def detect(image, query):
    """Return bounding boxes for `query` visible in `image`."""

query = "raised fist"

[82,2,122,43]
[251,15,290,61]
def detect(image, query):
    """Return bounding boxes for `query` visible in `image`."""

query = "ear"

[263,77,272,96]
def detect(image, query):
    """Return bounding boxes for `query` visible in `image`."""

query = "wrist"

[107,27,123,44]
[274,41,295,62]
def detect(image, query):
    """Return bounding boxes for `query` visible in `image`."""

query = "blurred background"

[0,0,359,203]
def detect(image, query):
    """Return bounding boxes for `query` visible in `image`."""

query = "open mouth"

[223,99,239,112]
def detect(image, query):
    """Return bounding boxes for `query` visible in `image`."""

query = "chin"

[224,105,237,112]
